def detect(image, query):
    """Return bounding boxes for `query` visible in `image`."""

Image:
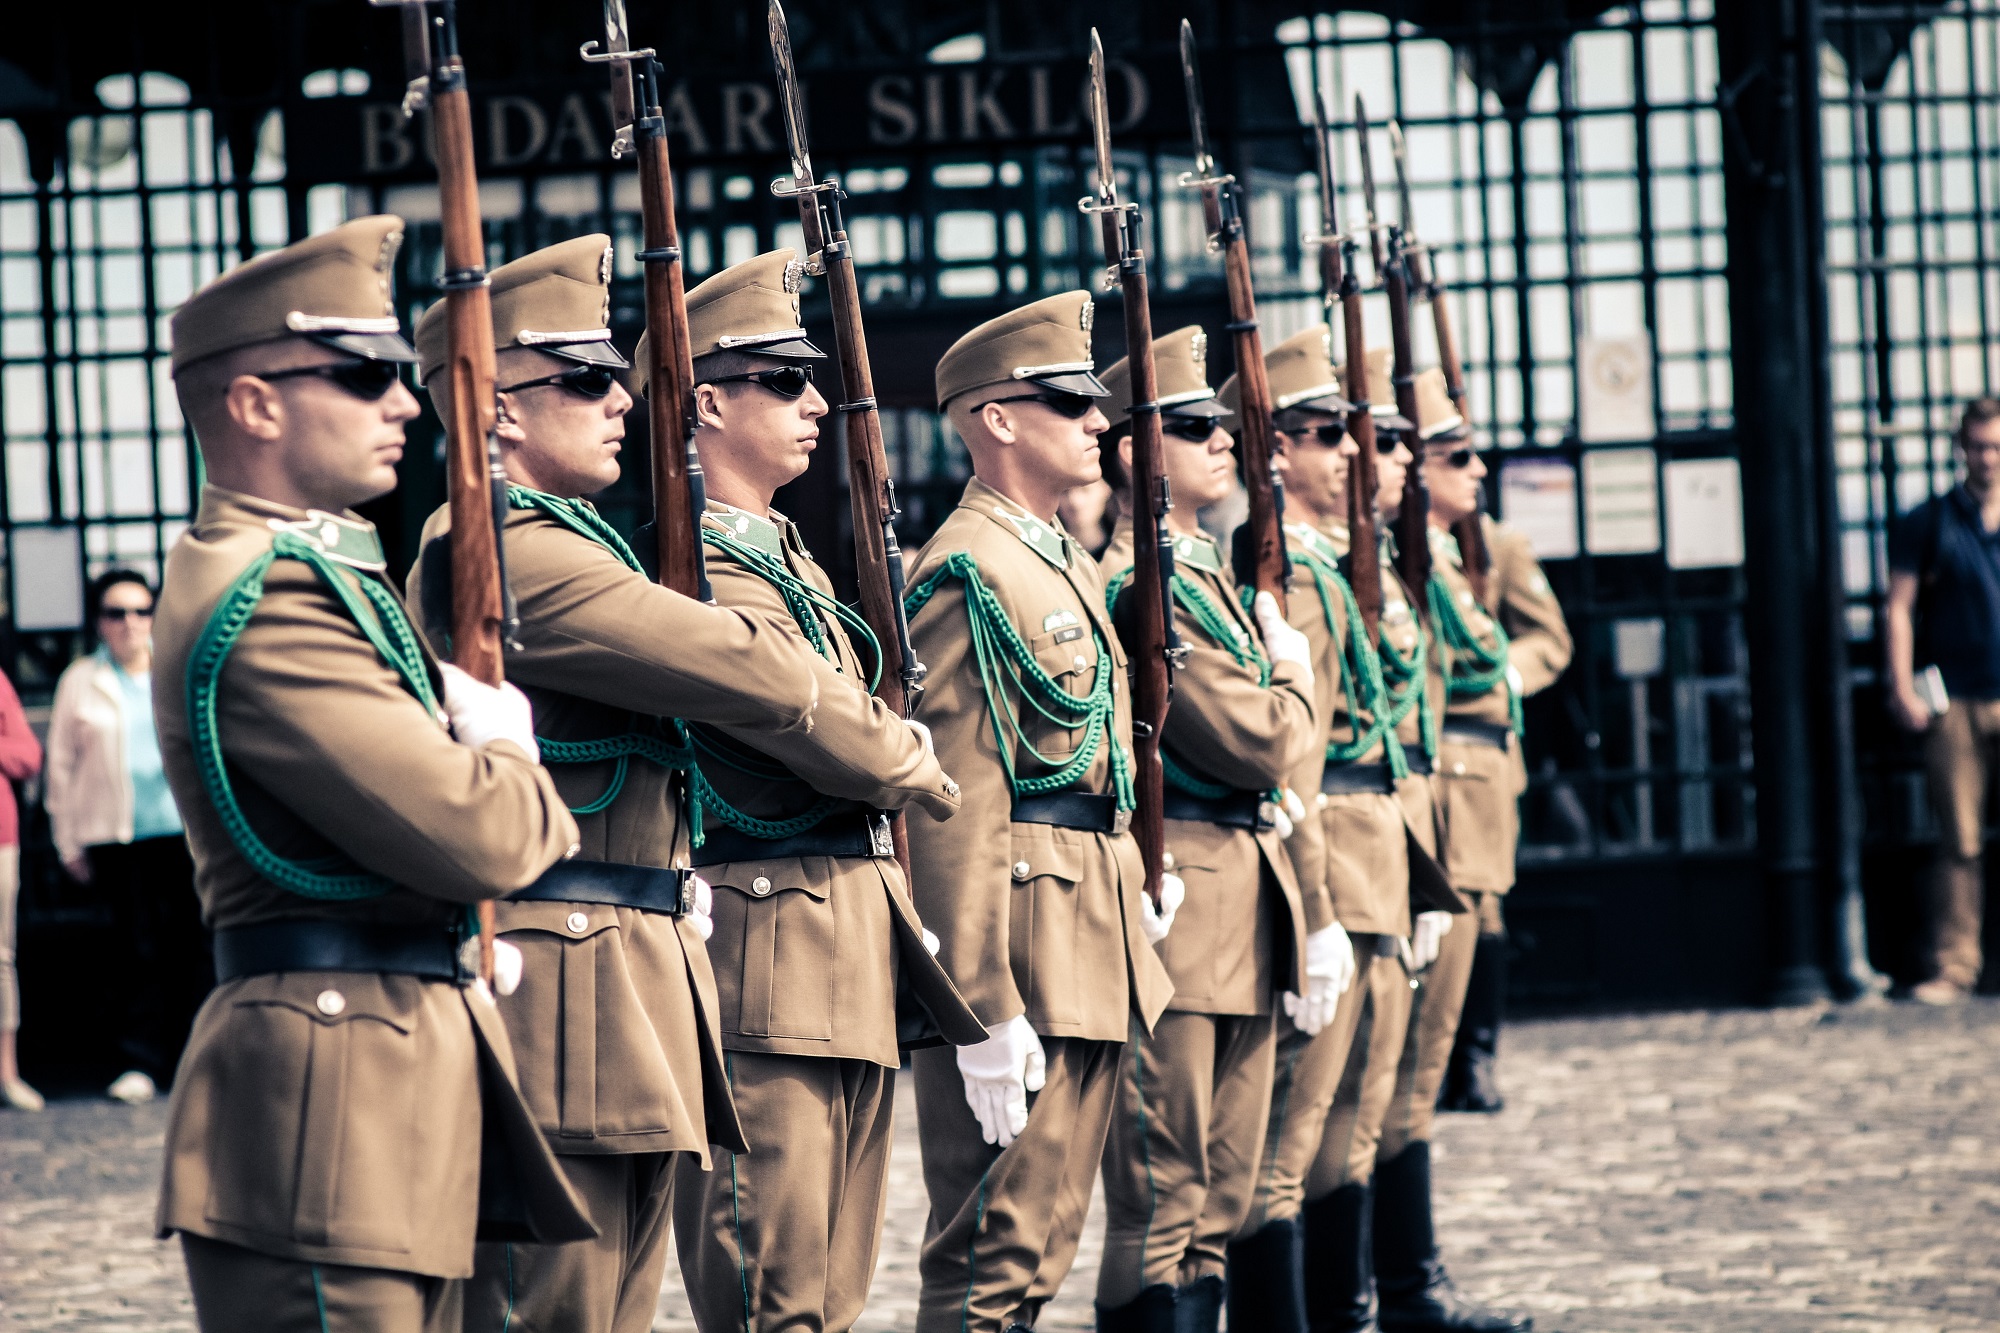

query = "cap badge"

[782,258,805,295]
[1190,329,1207,375]
[598,244,614,286]
[1079,301,1094,333]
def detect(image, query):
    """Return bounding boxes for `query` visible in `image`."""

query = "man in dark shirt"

[1887,397,2000,1004]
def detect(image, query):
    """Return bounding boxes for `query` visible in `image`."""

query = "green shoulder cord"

[1428,572,1523,736]
[1288,544,1409,779]
[1107,565,1273,800]
[1374,591,1438,764]
[681,522,887,841]
[906,552,1135,811]
[185,530,439,900]
[504,486,702,836]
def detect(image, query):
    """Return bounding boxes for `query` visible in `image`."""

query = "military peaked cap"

[1100,325,1230,425]
[1216,324,1355,420]
[685,249,823,362]
[1411,367,1466,440]
[414,234,627,386]
[935,291,1107,411]
[1333,347,1416,433]
[170,215,415,374]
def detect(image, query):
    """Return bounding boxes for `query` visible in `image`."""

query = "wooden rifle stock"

[1384,243,1431,594]
[1405,241,1488,601]
[1211,187,1287,610]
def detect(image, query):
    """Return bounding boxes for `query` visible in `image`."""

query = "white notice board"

[1664,457,1745,569]
[13,527,84,631]
[1498,458,1580,560]
[1582,447,1661,555]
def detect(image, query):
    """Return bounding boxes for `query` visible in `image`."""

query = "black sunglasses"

[99,605,153,621]
[499,365,621,400]
[1279,422,1348,446]
[1162,415,1222,443]
[259,359,405,402]
[1431,446,1478,469]
[708,365,816,400]
[979,391,1099,420]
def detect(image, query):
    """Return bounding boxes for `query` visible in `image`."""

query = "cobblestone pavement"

[5,1000,1999,1331]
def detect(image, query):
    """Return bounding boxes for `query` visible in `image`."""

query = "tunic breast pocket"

[1025,628,1101,760]
[713,869,835,1041]
[1008,825,1085,1026]
[203,980,421,1254]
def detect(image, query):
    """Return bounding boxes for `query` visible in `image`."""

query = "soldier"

[1362,372,1567,1333]
[151,216,593,1332]
[1221,330,1461,1333]
[405,236,871,1333]
[1089,326,1345,1333]
[903,292,1178,1333]
[634,249,982,1333]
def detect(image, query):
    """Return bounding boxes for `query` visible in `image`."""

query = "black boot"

[1302,1182,1376,1332]
[1374,1142,1533,1332]
[1097,1283,1179,1333]
[1175,1274,1225,1333]
[1439,935,1508,1113]
[1225,1217,1309,1333]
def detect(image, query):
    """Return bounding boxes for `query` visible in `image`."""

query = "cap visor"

[744,336,826,360]
[1165,395,1231,419]
[1293,391,1356,415]
[545,341,633,370]
[1026,370,1110,397]
[1419,415,1469,441]
[1372,410,1416,432]
[310,330,418,363]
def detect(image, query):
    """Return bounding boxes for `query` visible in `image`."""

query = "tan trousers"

[673,1052,896,1333]
[0,846,17,1031]
[465,1151,676,1333]
[913,1035,1121,1333]
[1096,1009,1276,1305]
[1924,698,2000,987]
[1238,943,1382,1233]
[1306,948,1416,1197]
[1376,893,1491,1161]
[182,1233,462,1333]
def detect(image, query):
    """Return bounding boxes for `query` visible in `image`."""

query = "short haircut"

[1957,397,2000,449]
[85,568,154,649]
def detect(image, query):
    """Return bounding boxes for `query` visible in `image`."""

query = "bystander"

[0,664,44,1110]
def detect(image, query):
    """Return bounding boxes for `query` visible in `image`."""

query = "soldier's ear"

[224,373,286,442]
[494,391,528,444]
[980,400,1017,445]
[693,382,727,431]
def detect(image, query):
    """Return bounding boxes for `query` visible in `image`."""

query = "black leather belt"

[509,858,691,914]
[1403,745,1434,776]
[1441,719,1513,750]
[214,920,464,984]
[1011,791,1131,834]
[1321,762,1396,796]
[692,813,892,867]
[1162,788,1269,831]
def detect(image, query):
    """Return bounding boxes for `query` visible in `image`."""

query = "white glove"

[1253,591,1314,686]
[1140,871,1187,946]
[438,663,540,762]
[458,935,525,997]
[1282,786,1307,830]
[956,1014,1046,1147]
[1506,663,1525,696]
[1260,799,1294,840]
[906,718,936,755]
[1412,910,1454,969]
[1282,921,1356,1035]
[922,928,941,956]
[687,874,714,943]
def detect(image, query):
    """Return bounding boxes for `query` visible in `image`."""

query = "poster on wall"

[13,527,84,631]
[1582,446,1662,555]
[1664,457,1746,569]
[1498,458,1580,560]
[1577,334,1658,443]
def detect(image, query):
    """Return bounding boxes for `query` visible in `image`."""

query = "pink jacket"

[0,671,40,847]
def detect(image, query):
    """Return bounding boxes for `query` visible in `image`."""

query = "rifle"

[1176,18,1286,611]
[1358,97,1431,595]
[1389,118,1489,602]
[374,0,512,983]
[766,0,927,877]
[1084,28,1180,910]
[582,0,711,600]
[1309,87,1382,639]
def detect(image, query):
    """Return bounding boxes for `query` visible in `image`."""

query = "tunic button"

[1452,762,1467,776]
[943,779,960,798]
[751,876,773,897]
[566,911,590,934]
[1074,654,1089,670]
[1012,861,1032,881]
[1162,851,1177,871]
[316,989,346,1017]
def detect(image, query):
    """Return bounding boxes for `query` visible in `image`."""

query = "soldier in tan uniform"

[903,292,1177,1333]
[405,237,890,1333]
[1088,327,1341,1333]
[630,250,983,1333]
[152,217,594,1332]
[1220,331,1461,1333]
[1362,375,1565,1333]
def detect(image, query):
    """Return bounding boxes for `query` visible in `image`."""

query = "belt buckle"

[678,870,693,916]
[1112,807,1133,835]
[869,814,896,858]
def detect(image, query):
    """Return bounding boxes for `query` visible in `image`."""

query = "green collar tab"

[1172,531,1223,575]
[265,511,385,572]
[1285,521,1338,565]
[994,505,1069,571]
[707,504,785,559]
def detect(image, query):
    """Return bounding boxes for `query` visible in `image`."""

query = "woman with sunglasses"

[1088,327,1331,1333]
[46,568,207,1106]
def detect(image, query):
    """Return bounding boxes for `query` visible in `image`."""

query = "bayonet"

[1355,93,1386,279]
[1388,118,1426,285]
[578,0,637,159]
[1179,20,1215,182]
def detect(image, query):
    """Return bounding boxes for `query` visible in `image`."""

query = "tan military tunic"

[153,486,584,1280]
[674,501,970,1333]
[1095,518,1318,1305]
[905,477,1173,1333]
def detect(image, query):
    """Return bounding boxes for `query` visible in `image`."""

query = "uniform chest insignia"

[267,511,387,571]
[1172,532,1223,575]
[1043,609,1079,631]
[995,506,1069,570]
[709,504,785,557]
